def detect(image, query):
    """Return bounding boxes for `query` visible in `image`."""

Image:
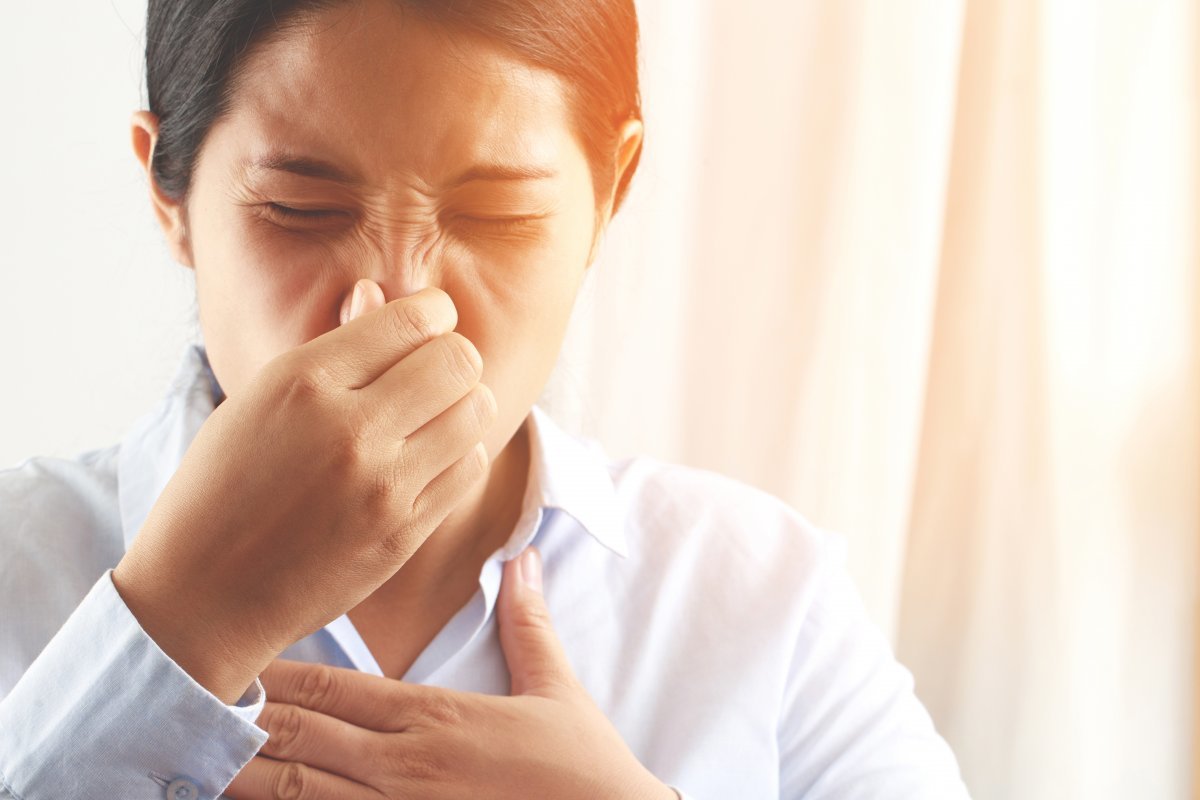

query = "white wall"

[1,1,198,468]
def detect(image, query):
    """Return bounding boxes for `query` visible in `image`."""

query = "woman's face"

[140,0,637,463]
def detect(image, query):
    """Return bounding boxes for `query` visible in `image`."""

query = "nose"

[338,240,442,324]
[340,266,439,326]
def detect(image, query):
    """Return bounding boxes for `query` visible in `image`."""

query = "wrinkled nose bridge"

[375,237,448,302]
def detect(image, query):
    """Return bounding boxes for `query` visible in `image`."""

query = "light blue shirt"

[0,343,970,799]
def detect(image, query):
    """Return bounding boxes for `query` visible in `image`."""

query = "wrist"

[112,557,273,704]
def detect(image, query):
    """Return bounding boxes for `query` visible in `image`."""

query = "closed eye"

[264,203,345,221]
[454,215,543,233]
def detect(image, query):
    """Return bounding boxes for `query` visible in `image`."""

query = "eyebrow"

[243,150,558,189]
[246,152,365,186]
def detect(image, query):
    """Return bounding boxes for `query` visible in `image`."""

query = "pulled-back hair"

[145,0,643,213]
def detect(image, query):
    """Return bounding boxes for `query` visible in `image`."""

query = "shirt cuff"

[0,568,269,800]
[230,675,267,725]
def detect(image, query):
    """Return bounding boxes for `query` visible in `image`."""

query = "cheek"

[189,212,351,395]
[205,214,367,340]
[449,237,581,356]
[439,228,589,414]
[238,220,350,313]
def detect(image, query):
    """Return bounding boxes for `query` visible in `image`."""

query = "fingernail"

[339,291,353,325]
[518,547,542,594]
[349,280,366,320]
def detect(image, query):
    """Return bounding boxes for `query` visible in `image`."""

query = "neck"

[373,414,532,602]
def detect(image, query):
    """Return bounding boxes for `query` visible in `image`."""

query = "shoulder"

[610,453,841,560]
[608,453,846,624]
[0,444,123,548]
[0,446,125,642]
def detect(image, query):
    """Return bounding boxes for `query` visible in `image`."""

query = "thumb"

[497,546,577,697]
[339,278,387,324]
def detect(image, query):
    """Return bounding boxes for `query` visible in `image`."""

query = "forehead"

[212,0,574,184]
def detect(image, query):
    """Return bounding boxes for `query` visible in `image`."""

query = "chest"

[345,582,481,681]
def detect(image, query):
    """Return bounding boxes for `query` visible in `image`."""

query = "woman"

[0,0,971,797]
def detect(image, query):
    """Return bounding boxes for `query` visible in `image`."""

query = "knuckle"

[380,301,422,351]
[406,484,438,531]
[388,739,447,782]
[513,600,553,631]
[374,528,419,565]
[413,690,464,728]
[326,435,369,488]
[266,704,305,758]
[438,333,483,385]
[275,360,331,407]
[471,384,497,426]
[296,664,337,709]
[271,761,309,800]
[471,441,489,472]
[333,438,388,513]
[363,455,397,506]
[399,299,436,342]
[418,286,458,329]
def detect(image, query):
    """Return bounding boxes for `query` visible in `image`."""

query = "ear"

[586,118,644,268]
[130,110,195,269]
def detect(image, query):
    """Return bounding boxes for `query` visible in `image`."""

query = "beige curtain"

[541,1,1200,797]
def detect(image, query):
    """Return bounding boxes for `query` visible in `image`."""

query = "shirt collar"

[117,343,627,559]
[523,403,627,558]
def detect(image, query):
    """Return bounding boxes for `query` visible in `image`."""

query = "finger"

[395,378,496,487]
[342,277,387,324]
[497,546,579,697]
[307,285,459,389]
[260,659,470,732]
[255,700,382,782]
[225,755,378,800]
[357,331,488,441]
[411,438,491,524]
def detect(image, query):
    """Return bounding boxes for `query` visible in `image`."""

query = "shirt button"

[166,778,199,800]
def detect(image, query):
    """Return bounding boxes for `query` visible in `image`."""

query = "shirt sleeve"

[0,568,269,800]
[777,536,973,799]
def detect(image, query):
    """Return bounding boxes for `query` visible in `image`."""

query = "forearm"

[0,569,269,799]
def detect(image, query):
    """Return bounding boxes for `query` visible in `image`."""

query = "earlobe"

[130,110,195,269]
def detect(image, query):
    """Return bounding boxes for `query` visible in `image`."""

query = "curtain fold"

[543,1,1199,797]
[896,3,1067,794]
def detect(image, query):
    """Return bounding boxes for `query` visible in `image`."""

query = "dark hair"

[145,0,643,214]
